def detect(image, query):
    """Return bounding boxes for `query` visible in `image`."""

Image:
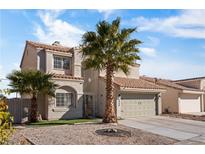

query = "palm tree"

[81,17,142,123]
[7,70,58,122]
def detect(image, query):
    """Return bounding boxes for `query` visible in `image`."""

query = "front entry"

[120,93,157,118]
[83,95,94,118]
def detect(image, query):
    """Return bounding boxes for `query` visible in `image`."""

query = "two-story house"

[20,41,84,120]
[20,40,165,120]
[20,40,204,120]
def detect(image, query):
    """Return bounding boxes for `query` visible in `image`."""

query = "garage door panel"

[179,98,200,113]
[121,94,156,118]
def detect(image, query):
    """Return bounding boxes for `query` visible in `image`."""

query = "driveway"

[119,116,205,144]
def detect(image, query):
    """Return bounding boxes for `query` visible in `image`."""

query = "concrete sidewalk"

[119,116,205,144]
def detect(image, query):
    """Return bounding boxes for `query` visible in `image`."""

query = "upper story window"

[53,55,70,70]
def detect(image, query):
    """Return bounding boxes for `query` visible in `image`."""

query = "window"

[53,55,70,70]
[56,93,72,107]
[63,58,69,69]
[54,56,62,69]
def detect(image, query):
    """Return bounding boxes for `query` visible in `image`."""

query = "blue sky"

[0,9,205,94]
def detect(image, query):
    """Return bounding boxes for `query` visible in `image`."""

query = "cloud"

[34,10,85,46]
[97,9,116,20]
[140,47,157,57]
[129,10,205,39]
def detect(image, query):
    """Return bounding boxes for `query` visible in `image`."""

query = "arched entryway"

[55,86,77,108]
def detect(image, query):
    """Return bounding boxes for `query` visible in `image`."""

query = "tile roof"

[140,76,202,91]
[53,74,83,80]
[174,76,205,82]
[26,40,73,53]
[100,76,164,90]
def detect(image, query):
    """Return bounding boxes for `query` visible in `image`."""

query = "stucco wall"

[161,87,179,113]
[201,79,205,90]
[204,94,205,111]
[45,51,72,75]
[37,50,46,72]
[44,49,82,77]
[99,65,140,79]
[47,79,84,120]
[37,94,46,119]
[97,78,119,117]
[82,68,99,116]
[21,45,37,70]
[73,48,82,77]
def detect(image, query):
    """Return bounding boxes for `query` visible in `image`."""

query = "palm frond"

[80,17,142,74]
[7,70,58,97]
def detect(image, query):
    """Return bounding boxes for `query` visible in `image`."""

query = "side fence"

[7,98,31,124]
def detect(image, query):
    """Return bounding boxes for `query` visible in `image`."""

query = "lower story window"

[56,93,72,107]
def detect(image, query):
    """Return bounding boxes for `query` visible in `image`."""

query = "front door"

[84,95,94,118]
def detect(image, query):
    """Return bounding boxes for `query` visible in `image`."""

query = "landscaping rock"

[8,124,177,145]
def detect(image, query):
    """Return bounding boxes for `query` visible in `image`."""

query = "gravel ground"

[8,123,177,145]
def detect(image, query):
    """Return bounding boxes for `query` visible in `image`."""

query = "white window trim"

[53,55,71,70]
[55,92,73,109]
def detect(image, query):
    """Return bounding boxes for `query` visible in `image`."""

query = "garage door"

[121,93,156,118]
[179,94,201,113]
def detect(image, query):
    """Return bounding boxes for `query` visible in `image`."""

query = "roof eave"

[182,90,204,94]
[120,87,166,93]
[52,77,84,82]
[174,77,205,82]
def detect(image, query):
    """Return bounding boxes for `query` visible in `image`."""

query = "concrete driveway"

[119,116,205,144]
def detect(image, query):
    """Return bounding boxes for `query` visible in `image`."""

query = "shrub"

[0,97,14,144]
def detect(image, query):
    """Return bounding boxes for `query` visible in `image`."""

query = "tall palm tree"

[7,70,58,122]
[81,17,142,123]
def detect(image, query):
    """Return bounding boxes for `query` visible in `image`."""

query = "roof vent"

[154,78,158,84]
[52,41,61,46]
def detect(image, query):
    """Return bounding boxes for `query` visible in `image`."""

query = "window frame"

[55,92,73,108]
[53,55,71,70]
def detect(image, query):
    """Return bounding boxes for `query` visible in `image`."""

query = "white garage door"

[179,94,201,113]
[121,93,156,118]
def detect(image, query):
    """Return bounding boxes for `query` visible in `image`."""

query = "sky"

[0,9,205,96]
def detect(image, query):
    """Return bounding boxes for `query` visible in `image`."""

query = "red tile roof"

[26,40,73,53]
[53,74,83,80]
[100,76,164,90]
[174,76,205,82]
[140,76,202,91]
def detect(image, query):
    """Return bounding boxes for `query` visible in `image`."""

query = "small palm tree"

[7,70,58,122]
[81,17,142,123]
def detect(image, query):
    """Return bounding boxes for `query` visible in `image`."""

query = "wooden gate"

[7,98,31,123]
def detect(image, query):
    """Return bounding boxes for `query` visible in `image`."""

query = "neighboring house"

[174,77,205,111]
[20,40,204,120]
[141,76,205,113]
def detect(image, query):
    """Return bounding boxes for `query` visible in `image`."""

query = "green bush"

[0,97,14,144]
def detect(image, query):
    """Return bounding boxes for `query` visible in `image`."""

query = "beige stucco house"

[174,77,205,112]
[20,40,205,120]
[141,76,205,114]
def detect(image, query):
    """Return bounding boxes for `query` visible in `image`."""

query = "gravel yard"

[8,123,177,145]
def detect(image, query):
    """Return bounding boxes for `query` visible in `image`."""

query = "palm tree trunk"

[103,64,117,123]
[30,94,38,122]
